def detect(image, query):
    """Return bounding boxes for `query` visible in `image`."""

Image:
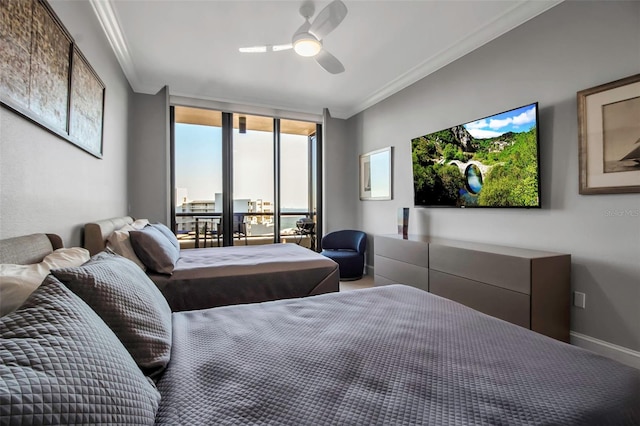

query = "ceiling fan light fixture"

[292,33,322,57]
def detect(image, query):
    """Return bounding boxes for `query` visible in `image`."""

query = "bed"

[0,233,63,264]
[84,216,340,311]
[156,285,640,425]
[1,233,640,425]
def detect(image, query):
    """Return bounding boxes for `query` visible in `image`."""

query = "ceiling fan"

[239,0,348,74]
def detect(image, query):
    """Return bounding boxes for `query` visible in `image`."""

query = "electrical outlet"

[573,291,586,309]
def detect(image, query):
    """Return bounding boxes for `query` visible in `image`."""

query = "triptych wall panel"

[0,0,104,157]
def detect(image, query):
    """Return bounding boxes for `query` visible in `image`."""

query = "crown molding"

[344,0,564,120]
[89,0,142,90]
[325,107,350,120]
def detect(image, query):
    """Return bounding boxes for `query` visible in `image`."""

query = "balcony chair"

[216,214,248,246]
[321,230,367,280]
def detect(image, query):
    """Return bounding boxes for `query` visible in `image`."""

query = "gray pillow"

[0,275,160,424]
[51,251,172,376]
[151,222,180,251]
[129,226,180,274]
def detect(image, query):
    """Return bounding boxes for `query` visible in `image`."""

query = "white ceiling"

[88,0,562,119]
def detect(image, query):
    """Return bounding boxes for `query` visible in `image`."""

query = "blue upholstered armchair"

[321,230,367,280]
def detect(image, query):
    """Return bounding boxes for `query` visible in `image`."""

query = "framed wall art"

[578,73,640,194]
[360,146,393,200]
[0,0,105,158]
[69,48,105,157]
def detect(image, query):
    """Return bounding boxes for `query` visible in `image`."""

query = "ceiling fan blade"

[272,44,293,52]
[308,0,347,40]
[239,44,292,53]
[239,45,268,53]
[315,49,344,74]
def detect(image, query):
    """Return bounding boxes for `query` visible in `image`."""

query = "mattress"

[155,285,640,425]
[149,243,339,311]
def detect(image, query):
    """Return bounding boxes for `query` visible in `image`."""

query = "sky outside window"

[175,123,222,202]
[175,122,310,210]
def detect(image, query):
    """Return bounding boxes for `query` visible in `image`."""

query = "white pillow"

[106,225,147,271]
[131,218,150,230]
[0,247,90,316]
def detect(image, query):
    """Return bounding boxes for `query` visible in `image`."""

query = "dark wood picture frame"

[577,73,640,194]
[0,0,105,158]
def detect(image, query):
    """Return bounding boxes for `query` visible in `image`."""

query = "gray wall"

[0,0,131,247]
[348,1,640,351]
[128,88,170,224]
[323,109,358,232]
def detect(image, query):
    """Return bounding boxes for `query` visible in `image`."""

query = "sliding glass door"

[280,119,316,249]
[173,107,223,248]
[171,106,320,249]
[232,114,274,246]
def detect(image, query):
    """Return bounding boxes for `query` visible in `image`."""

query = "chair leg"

[203,222,208,248]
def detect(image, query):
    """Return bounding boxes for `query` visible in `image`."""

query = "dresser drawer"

[374,255,428,292]
[374,235,428,267]
[429,244,530,294]
[429,269,530,328]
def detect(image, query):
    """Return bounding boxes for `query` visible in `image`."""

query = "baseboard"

[570,331,640,370]
[365,264,374,278]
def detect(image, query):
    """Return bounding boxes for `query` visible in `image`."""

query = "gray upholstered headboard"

[84,216,134,255]
[0,234,64,265]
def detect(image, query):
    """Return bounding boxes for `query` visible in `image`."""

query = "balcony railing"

[175,211,316,248]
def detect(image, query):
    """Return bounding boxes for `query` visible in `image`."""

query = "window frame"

[170,106,322,250]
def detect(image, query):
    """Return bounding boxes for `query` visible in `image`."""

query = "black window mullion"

[222,112,234,246]
[273,118,281,243]
[308,134,314,221]
[315,123,323,252]
[169,106,176,232]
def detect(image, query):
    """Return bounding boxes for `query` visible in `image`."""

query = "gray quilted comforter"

[149,244,339,311]
[155,285,640,425]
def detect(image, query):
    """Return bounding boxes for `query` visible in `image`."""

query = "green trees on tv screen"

[412,127,539,207]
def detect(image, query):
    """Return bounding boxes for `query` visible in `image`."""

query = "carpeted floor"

[339,274,374,292]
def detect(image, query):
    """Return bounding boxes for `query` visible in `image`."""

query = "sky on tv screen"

[464,104,537,139]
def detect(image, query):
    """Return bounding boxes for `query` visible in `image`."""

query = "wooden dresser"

[374,234,571,342]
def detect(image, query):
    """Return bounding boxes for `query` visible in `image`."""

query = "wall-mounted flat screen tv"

[412,102,540,208]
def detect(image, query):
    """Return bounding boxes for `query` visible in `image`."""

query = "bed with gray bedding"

[3,233,639,425]
[84,216,339,311]
[155,285,640,425]
[151,243,340,311]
